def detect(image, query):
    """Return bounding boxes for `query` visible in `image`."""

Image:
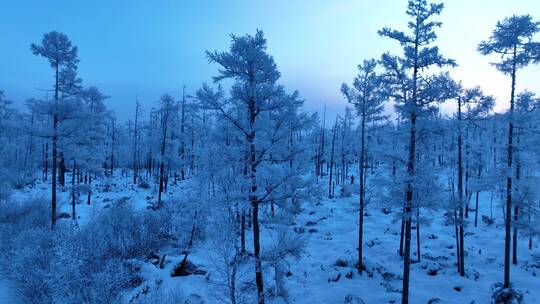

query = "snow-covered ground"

[285,193,539,303]
[0,280,19,304]
[4,174,540,303]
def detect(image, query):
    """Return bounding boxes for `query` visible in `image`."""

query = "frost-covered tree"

[132,98,142,184]
[341,58,386,274]
[378,1,456,302]
[157,94,178,203]
[478,14,540,291]
[31,31,79,228]
[198,30,311,304]
[512,91,540,261]
[78,86,109,206]
[0,91,27,198]
[453,85,494,276]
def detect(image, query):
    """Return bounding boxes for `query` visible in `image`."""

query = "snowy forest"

[1,1,540,303]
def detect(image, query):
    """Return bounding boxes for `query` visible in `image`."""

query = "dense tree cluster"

[0,1,539,303]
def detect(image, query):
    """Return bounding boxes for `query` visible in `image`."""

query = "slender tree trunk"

[503,50,517,289]
[474,166,481,227]
[328,118,337,199]
[110,119,115,176]
[51,61,59,229]
[399,218,405,257]
[59,154,65,186]
[402,210,412,304]
[358,115,366,274]
[87,176,92,205]
[44,142,48,181]
[459,208,465,275]
[454,210,461,273]
[230,254,238,304]
[190,114,195,174]
[416,208,421,262]
[246,92,264,304]
[158,161,165,203]
[319,107,326,178]
[529,204,533,250]
[180,86,186,180]
[71,160,76,220]
[241,209,246,256]
[512,206,518,265]
[133,100,140,184]
[252,195,264,304]
[402,112,416,304]
[158,108,169,203]
[465,164,470,218]
[474,191,480,227]
[457,97,465,276]
[512,141,521,265]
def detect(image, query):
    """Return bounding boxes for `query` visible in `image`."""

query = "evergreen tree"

[478,14,540,291]
[341,58,386,274]
[31,31,79,229]
[378,1,456,302]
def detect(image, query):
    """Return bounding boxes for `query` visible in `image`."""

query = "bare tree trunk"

[72,160,76,221]
[43,142,48,181]
[399,218,405,257]
[474,191,480,227]
[110,119,115,176]
[51,61,59,229]
[190,114,195,174]
[416,208,421,262]
[158,107,169,203]
[454,210,461,273]
[529,204,533,250]
[358,115,366,274]
[241,209,246,256]
[328,118,337,199]
[512,141,521,265]
[474,165,481,227]
[402,111,416,304]
[503,49,517,289]
[512,206,518,265]
[246,91,264,304]
[230,254,238,304]
[87,176,92,205]
[158,161,165,203]
[319,106,326,178]
[180,85,186,180]
[133,100,140,184]
[59,153,66,186]
[457,97,465,276]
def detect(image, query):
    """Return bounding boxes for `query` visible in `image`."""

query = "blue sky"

[1,0,539,121]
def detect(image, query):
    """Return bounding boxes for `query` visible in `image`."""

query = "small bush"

[340,184,354,198]
[138,179,151,189]
[0,198,171,304]
[491,283,523,304]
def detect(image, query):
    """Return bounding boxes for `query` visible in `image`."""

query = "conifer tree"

[379,1,455,302]
[478,14,540,290]
[31,31,79,228]
[341,58,386,274]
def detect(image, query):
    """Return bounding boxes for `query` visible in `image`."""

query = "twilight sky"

[1,0,539,121]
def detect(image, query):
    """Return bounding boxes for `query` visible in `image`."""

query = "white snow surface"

[4,174,540,304]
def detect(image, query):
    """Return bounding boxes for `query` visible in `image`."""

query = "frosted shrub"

[90,203,166,259]
[0,199,55,303]
[340,183,354,198]
[491,283,523,304]
[0,198,171,304]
